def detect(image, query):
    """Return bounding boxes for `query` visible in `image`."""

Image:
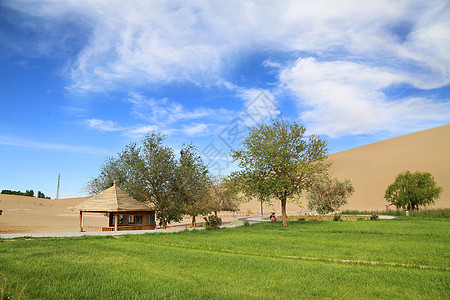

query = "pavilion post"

[114,213,118,231]
[79,211,83,232]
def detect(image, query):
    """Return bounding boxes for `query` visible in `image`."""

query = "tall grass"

[0,217,449,299]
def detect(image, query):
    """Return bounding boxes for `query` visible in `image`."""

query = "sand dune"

[1,125,449,233]
[0,194,105,234]
[240,124,450,214]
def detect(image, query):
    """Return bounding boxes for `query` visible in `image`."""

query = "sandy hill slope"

[240,124,450,214]
[0,194,103,234]
[331,124,450,211]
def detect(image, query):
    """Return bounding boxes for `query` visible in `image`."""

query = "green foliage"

[84,132,224,229]
[1,189,49,199]
[208,179,240,214]
[203,214,222,230]
[307,178,354,215]
[176,144,213,226]
[384,171,443,210]
[333,214,341,221]
[37,191,50,199]
[1,190,26,196]
[243,220,250,227]
[229,118,331,226]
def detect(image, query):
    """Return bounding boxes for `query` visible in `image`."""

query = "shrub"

[307,178,354,215]
[384,171,443,210]
[333,214,342,221]
[204,214,222,230]
[370,214,379,220]
[243,220,250,227]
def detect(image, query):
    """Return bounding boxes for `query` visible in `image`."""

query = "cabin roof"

[72,182,153,212]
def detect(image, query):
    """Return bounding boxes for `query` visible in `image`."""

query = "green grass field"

[1,217,449,299]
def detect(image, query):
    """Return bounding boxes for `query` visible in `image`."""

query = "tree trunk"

[161,218,167,229]
[281,198,288,227]
[192,215,196,227]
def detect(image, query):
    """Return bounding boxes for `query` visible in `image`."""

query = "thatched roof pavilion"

[72,181,155,232]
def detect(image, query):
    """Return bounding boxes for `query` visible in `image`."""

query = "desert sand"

[1,124,449,234]
[0,195,106,234]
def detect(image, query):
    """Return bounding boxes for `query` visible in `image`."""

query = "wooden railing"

[82,224,156,232]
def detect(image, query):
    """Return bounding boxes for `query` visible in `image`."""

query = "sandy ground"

[1,124,449,234]
[0,195,105,234]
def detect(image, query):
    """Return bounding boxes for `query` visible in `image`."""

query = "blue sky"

[1,0,449,198]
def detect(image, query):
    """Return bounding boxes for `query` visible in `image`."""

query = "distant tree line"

[1,189,51,199]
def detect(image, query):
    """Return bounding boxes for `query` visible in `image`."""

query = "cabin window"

[135,215,142,225]
[145,213,155,225]
[128,215,142,225]
[110,214,125,226]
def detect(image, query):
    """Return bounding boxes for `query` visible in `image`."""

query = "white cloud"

[84,119,122,132]
[127,93,235,124]
[279,57,450,137]
[0,135,110,155]
[237,89,281,127]
[5,0,449,93]
[180,123,209,136]
[124,125,158,138]
[4,0,449,139]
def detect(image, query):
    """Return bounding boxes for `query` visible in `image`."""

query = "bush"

[385,171,443,210]
[307,178,354,215]
[204,214,222,230]
[370,214,379,220]
[333,214,342,221]
[243,220,250,227]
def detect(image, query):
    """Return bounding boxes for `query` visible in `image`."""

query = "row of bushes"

[1,189,51,199]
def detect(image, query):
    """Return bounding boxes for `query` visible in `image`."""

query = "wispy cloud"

[6,1,449,93]
[3,0,449,138]
[60,106,89,117]
[84,119,122,132]
[279,57,450,137]
[0,135,111,155]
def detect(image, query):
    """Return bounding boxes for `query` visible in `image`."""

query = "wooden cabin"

[72,181,156,232]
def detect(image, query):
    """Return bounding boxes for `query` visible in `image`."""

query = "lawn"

[1,218,449,299]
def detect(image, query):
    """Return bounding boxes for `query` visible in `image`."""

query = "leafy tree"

[85,132,215,229]
[307,178,354,215]
[209,177,240,216]
[84,156,128,195]
[176,144,213,227]
[230,118,331,226]
[384,171,443,210]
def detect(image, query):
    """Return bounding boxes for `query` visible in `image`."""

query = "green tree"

[229,118,331,226]
[176,144,213,227]
[83,156,128,195]
[209,177,240,216]
[384,171,443,210]
[85,132,214,229]
[24,190,34,197]
[307,178,354,215]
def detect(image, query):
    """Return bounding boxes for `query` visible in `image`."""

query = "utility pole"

[56,173,60,199]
